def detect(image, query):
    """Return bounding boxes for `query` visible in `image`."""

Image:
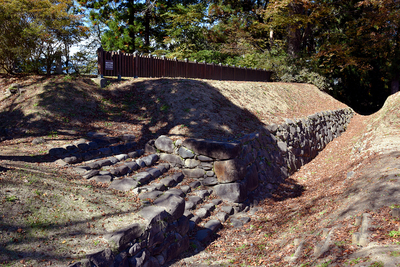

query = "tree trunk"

[391,75,399,94]
[144,0,153,53]
[287,2,304,58]
[128,0,136,53]
[287,27,301,58]
[144,10,150,52]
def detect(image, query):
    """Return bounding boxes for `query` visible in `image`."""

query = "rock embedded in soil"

[221,205,234,215]
[215,212,229,222]
[155,164,169,173]
[82,169,99,179]
[171,172,184,183]
[109,178,138,191]
[195,208,210,219]
[160,153,184,166]
[110,165,129,176]
[204,219,222,233]
[147,168,162,179]
[164,188,185,197]
[154,194,185,222]
[189,181,201,188]
[195,189,212,199]
[178,147,195,159]
[134,172,152,184]
[160,177,176,187]
[104,223,145,252]
[115,154,128,161]
[125,161,139,172]
[32,137,45,145]
[154,135,175,153]
[139,206,169,225]
[139,190,163,201]
[90,175,113,183]
[49,147,67,158]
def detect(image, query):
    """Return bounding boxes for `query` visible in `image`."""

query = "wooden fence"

[97,47,272,82]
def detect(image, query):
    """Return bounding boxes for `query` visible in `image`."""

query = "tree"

[0,0,87,74]
[208,0,271,55]
[162,2,209,59]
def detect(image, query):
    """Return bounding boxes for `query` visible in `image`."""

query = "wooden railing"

[97,47,272,82]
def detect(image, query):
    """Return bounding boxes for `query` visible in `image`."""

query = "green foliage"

[162,3,209,59]
[370,261,384,267]
[389,231,400,238]
[0,0,88,74]
[5,195,18,202]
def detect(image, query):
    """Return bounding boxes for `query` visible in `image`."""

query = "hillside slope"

[0,75,347,147]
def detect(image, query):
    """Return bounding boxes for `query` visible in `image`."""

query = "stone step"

[53,133,261,267]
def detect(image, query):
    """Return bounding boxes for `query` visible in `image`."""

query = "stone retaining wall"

[148,108,354,203]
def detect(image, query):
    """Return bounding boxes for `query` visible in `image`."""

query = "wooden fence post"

[133,52,137,78]
[97,46,104,78]
[117,51,121,80]
[203,61,206,79]
[162,56,166,77]
[194,60,197,79]
[185,58,188,78]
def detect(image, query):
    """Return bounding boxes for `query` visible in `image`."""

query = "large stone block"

[178,147,195,159]
[184,159,200,168]
[214,183,246,203]
[104,223,145,252]
[159,153,184,165]
[86,248,115,267]
[154,135,174,153]
[214,159,246,183]
[182,168,204,178]
[162,234,189,263]
[182,138,241,160]
[108,178,138,191]
[153,194,185,222]
[139,206,169,225]
[49,147,67,158]
[244,163,258,192]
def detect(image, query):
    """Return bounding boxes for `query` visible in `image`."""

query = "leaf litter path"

[170,112,400,266]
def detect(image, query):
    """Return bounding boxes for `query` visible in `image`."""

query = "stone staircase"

[50,132,257,267]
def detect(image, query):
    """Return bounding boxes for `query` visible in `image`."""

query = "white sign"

[105,60,113,70]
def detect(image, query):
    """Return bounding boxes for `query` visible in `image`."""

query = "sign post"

[105,60,114,71]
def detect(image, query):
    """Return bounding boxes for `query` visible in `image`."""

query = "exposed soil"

[1,74,399,267]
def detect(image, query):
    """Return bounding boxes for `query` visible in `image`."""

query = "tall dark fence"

[97,47,272,82]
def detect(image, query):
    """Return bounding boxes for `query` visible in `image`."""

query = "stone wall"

[148,108,354,203]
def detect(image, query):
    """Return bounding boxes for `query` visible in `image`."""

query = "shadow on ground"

[334,151,400,220]
[1,76,264,144]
